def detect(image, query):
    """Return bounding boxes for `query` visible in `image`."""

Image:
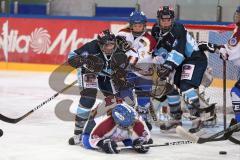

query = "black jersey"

[151,22,201,67]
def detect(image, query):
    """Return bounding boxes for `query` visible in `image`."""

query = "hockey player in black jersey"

[67,29,131,145]
[151,6,208,133]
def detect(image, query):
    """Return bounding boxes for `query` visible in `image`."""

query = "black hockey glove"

[97,139,119,154]
[157,63,173,80]
[198,41,220,53]
[68,55,85,68]
[132,138,150,153]
[85,55,104,73]
[116,36,131,52]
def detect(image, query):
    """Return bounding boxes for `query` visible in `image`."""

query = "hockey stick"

[176,122,240,144]
[117,140,193,151]
[0,80,78,124]
[229,136,240,145]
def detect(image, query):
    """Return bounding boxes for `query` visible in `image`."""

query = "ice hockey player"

[151,6,209,133]
[81,103,152,154]
[116,11,157,130]
[199,6,240,123]
[67,29,132,145]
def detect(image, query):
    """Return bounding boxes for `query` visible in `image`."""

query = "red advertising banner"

[0,17,127,64]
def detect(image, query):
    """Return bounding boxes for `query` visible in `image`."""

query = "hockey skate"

[160,118,182,130]
[188,117,203,133]
[160,112,182,131]
[68,133,82,145]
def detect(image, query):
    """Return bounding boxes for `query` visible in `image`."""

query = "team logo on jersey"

[228,37,238,46]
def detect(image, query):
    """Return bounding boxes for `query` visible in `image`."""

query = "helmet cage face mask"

[97,30,117,55]
[157,6,175,32]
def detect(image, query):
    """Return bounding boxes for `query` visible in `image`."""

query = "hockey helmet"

[234,6,240,25]
[129,11,147,37]
[112,104,137,128]
[97,29,116,54]
[157,6,175,19]
[129,11,147,25]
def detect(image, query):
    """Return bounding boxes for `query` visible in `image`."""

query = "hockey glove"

[132,138,150,153]
[116,36,131,52]
[198,41,220,53]
[217,47,229,60]
[157,63,173,80]
[85,55,105,73]
[97,139,119,154]
[68,55,85,68]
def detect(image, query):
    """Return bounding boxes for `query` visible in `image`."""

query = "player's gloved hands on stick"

[217,48,229,60]
[97,138,119,154]
[132,138,150,153]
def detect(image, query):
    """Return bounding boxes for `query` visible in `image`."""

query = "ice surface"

[0,71,239,160]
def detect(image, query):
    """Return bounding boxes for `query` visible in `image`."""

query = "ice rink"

[0,71,239,160]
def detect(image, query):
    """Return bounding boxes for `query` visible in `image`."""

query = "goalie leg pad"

[231,86,240,122]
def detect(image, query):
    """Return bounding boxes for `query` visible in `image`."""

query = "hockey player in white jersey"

[116,11,157,130]
[200,6,240,123]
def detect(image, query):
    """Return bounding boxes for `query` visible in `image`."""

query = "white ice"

[0,71,239,160]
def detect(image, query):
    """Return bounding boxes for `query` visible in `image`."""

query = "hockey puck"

[0,129,3,137]
[219,151,227,155]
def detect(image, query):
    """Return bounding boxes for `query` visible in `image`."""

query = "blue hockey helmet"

[112,104,137,128]
[129,11,147,25]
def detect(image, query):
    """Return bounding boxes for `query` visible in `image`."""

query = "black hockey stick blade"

[176,122,240,144]
[0,111,33,124]
[229,136,240,145]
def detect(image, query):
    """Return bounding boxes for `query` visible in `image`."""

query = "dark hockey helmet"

[112,104,137,129]
[234,5,240,25]
[97,29,117,54]
[157,6,175,19]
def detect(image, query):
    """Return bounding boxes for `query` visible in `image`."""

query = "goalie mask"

[157,6,175,33]
[129,11,147,37]
[234,6,240,26]
[112,104,137,129]
[97,29,117,55]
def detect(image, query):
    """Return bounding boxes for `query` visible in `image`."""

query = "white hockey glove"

[217,47,228,60]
